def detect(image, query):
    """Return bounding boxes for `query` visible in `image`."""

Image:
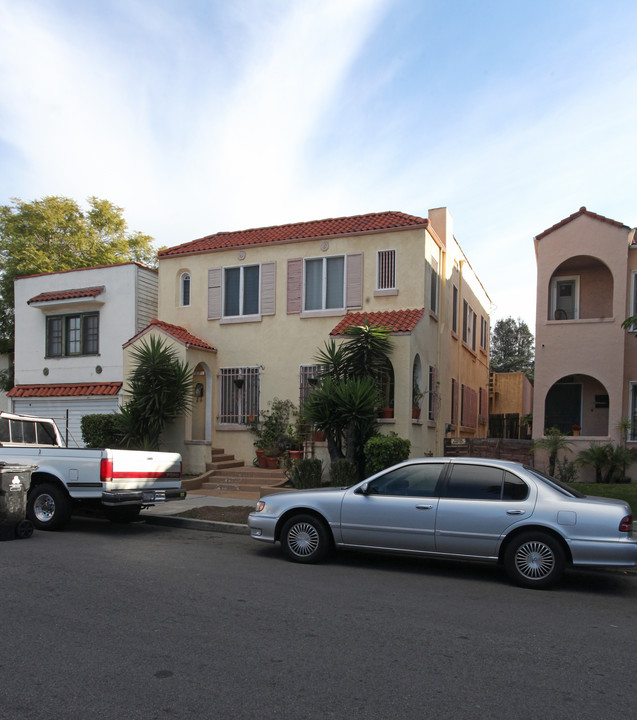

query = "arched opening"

[547,256,613,321]
[412,354,423,418]
[544,374,609,437]
[192,362,212,441]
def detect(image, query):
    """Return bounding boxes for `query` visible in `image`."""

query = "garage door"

[12,398,121,448]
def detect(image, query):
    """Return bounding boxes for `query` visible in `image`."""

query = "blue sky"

[1,0,636,331]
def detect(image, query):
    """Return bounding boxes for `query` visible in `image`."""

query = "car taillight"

[619,515,633,532]
[100,458,113,483]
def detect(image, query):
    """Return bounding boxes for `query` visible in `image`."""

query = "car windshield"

[523,466,585,498]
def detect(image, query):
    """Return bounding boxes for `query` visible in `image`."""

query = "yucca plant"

[121,336,194,449]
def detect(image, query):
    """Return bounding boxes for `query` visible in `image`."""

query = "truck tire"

[27,483,72,531]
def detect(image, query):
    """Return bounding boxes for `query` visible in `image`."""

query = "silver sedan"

[248,457,637,588]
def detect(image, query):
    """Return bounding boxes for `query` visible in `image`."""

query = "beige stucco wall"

[155,208,491,470]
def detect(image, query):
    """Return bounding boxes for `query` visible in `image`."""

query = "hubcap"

[515,540,555,579]
[33,493,55,523]
[287,522,320,557]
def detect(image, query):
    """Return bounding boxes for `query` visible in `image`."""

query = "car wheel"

[504,532,565,589]
[280,514,330,563]
[27,484,72,531]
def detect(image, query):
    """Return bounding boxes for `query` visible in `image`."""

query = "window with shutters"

[208,263,275,322]
[46,313,99,357]
[224,265,259,317]
[304,256,345,311]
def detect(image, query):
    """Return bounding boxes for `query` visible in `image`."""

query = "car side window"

[0,418,9,443]
[502,471,529,501]
[444,464,504,500]
[367,464,444,497]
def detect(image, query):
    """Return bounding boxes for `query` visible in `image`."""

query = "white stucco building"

[10,262,158,446]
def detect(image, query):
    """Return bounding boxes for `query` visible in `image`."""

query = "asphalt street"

[1,516,636,720]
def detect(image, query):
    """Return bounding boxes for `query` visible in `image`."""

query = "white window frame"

[429,256,439,315]
[180,272,191,307]
[303,255,345,312]
[376,249,397,293]
[223,265,260,318]
[550,275,580,320]
[463,301,476,351]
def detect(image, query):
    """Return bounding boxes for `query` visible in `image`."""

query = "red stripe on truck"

[111,471,181,479]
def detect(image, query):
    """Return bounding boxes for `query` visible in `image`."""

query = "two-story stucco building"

[130,207,491,474]
[533,207,637,459]
[10,262,158,446]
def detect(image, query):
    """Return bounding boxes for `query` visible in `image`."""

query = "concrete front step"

[207,460,245,471]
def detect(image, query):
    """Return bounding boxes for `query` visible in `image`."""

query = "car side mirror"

[357,481,370,495]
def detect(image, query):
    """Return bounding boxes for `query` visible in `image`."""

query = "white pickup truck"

[0,411,186,530]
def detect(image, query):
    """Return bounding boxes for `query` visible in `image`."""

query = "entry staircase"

[180,447,287,501]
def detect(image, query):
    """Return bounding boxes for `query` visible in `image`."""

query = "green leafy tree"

[120,336,194,450]
[490,316,535,381]
[0,195,156,358]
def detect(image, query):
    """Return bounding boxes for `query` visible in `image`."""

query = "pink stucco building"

[533,207,637,448]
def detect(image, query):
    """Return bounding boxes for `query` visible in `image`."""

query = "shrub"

[81,413,126,448]
[329,458,358,487]
[364,433,411,477]
[554,457,578,483]
[291,458,323,489]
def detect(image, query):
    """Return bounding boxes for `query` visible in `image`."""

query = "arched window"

[180,272,191,307]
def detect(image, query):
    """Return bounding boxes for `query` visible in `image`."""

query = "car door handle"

[506,510,525,515]
[415,504,434,510]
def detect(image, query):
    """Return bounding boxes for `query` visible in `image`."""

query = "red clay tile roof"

[331,309,425,336]
[159,211,429,258]
[27,286,105,304]
[124,319,217,352]
[8,382,122,398]
[535,207,631,240]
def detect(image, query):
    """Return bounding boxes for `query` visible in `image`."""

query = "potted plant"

[249,398,297,468]
[572,424,581,436]
[412,382,424,419]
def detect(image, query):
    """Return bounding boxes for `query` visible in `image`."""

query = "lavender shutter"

[346,253,363,309]
[260,262,276,316]
[208,267,222,320]
[287,258,302,314]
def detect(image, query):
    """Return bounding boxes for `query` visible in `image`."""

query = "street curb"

[143,514,250,535]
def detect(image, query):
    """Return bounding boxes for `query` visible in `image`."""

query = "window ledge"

[300,309,346,319]
[220,315,262,325]
[374,289,398,297]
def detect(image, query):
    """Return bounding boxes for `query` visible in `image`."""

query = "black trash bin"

[0,463,37,540]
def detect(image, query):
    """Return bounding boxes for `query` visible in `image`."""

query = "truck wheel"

[27,484,72,531]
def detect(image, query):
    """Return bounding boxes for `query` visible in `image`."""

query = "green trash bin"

[0,463,37,540]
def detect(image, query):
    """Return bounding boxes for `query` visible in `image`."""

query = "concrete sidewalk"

[140,491,254,534]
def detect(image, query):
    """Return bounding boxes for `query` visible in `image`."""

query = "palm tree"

[532,427,572,476]
[575,442,612,483]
